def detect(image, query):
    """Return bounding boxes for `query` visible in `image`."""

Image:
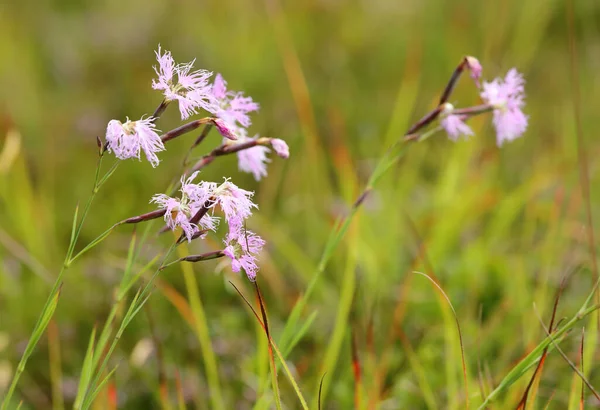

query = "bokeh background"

[2,0,600,408]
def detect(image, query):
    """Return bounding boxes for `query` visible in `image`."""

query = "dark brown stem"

[188,138,270,174]
[161,118,213,143]
[439,59,468,105]
[160,250,226,269]
[152,100,170,119]
[121,209,166,224]
[181,250,225,262]
[405,106,443,135]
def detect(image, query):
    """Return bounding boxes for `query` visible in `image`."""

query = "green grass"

[2,0,600,408]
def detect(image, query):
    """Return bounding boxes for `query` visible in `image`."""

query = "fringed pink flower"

[480,68,528,146]
[223,224,265,281]
[105,117,165,167]
[150,195,198,242]
[209,73,259,129]
[152,46,214,120]
[440,103,473,141]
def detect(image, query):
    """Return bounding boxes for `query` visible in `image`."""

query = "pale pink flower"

[152,46,214,120]
[480,68,528,146]
[223,226,265,281]
[228,128,270,181]
[181,172,215,206]
[105,117,165,167]
[209,73,259,128]
[270,138,289,158]
[151,172,221,241]
[440,103,473,141]
[150,195,198,242]
[238,144,270,181]
[211,179,257,225]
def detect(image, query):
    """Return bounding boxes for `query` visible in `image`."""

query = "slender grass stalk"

[478,302,600,408]
[176,243,225,410]
[231,283,309,410]
[1,154,115,409]
[48,320,64,410]
[311,226,357,408]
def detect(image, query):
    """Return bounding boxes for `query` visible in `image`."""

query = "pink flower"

[238,144,270,181]
[151,172,221,241]
[228,128,270,181]
[211,180,257,224]
[152,46,214,120]
[209,73,259,128]
[270,138,289,159]
[223,226,265,281]
[480,68,528,146]
[150,195,198,242]
[105,117,165,167]
[440,103,473,141]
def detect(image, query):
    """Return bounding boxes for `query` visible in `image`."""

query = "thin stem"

[451,104,494,117]
[161,118,214,143]
[160,250,226,270]
[152,99,170,119]
[439,58,468,105]
[1,154,116,409]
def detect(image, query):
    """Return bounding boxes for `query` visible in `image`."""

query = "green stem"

[1,155,116,409]
[478,303,600,408]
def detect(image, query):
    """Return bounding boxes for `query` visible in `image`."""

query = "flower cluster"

[208,73,288,180]
[436,56,528,146]
[151,173,264,280]
[102,46,285,281]
[104,46,290,178]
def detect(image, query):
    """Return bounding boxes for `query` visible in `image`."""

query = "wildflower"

[211,179,257,225]
[151,172,220,241]
[270,138,290,159]
[223,224,265,281]
[209,73,259,128]
[238,144,270,181]
[480,68,528,146]
[440,103,473,141]
[150,195,198,242]
[152,45,214,120]
[227,127,270,180]
[105,117,165,167]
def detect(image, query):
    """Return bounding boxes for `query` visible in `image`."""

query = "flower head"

[480,68,528,146]
[150,194,198,242]
[209,73,259,129]
[238,144,270,181]
[151,172,220,241]
[211,179,258,224]
[227,128,270,181]
[270,138,289,159]
[105,117,165,167]
[440,103,473,141]
[152,46,214,120]
[223,225,265,281]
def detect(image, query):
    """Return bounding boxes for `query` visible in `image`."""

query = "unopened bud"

[270,138,289,159]
[465,56,482,84]
[212,119,237,140]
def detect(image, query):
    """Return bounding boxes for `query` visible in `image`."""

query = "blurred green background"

[2,0,600,408]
